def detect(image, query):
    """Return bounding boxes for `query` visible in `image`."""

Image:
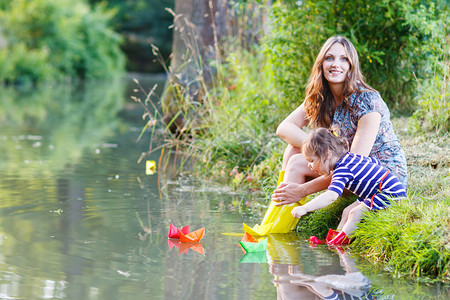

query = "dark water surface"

[0,76,447,299]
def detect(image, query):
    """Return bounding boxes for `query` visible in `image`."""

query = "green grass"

[351,196,449,281]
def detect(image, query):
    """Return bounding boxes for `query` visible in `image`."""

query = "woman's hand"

[271,182,308,206]
[291,206,308,218]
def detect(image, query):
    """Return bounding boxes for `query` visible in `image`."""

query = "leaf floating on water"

[51,209,63,215]
[117,270,131,278]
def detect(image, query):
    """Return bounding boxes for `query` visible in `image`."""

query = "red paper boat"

[180,227,205,243]
[168,223,190,239]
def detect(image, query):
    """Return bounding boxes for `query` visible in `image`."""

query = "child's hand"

[291,206,308,218]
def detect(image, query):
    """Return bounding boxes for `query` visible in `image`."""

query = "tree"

[161,0,229,134]
[87,0,174,73]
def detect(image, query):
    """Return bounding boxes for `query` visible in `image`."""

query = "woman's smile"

[323,43,350,85]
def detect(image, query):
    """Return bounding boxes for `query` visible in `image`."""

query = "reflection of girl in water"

[288,250,374,299]
[266,234,374,300]
[268,253,375,300]
[291,127,407,245]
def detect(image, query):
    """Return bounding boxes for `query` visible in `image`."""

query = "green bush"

[0,0,125,84]
[410,41,449,133]
[0,43,56,86]
[179,44,285,182]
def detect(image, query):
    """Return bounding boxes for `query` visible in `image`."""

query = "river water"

[0,75,447,299]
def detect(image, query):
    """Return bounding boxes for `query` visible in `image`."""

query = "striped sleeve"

[328,166,354,196]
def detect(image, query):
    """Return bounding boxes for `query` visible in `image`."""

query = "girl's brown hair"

[304,36,374,128]
[302,126,349,175]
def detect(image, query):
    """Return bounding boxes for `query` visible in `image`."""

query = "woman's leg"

[272,145,322,205]
[281,144,302,170]
[282,145,318,184]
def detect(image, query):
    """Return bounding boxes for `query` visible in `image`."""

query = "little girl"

[291,127,407,245]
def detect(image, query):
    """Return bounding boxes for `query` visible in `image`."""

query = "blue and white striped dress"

[328,152,407,210]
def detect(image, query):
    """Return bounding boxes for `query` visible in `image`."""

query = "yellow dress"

[243,171,306,236]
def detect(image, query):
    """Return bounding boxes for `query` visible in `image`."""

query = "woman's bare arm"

[276,103,309,147]
[350,112,381,156]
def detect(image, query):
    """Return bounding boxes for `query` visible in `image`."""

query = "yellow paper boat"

[146,160,156,175]
[243,171,306,236]
[243,222,273,237]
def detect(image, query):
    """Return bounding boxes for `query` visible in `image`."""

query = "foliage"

[406,2,450,133]
[410,42,449,132]
[87,0,174,72]
[0,43,55,86]
[194,47,284,182]
[264,0,449,113]
[136,2,279,185]
[0,0,125,84]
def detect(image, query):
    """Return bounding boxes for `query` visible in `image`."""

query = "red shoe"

[327,231,351,246]
[326,228,339,243]
[309,236,326,246]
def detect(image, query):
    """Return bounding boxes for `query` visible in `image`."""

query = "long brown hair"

[304,36,374,128]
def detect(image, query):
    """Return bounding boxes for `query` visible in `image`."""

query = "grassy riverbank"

[147,64,448,283]
[168,107,449,282]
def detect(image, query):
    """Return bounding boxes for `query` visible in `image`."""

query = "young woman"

[291,127,407,245]
[271,36,408,228]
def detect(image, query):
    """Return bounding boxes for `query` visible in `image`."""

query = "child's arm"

[291,190,339,218]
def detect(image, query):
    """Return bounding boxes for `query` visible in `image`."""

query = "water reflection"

[265,233,370,299]
[0,79,126,175]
